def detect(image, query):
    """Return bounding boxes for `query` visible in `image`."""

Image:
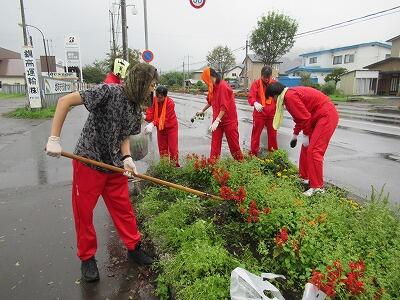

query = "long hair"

[266,82,286,98]
[124,63,159,106]
[210,68,221,83]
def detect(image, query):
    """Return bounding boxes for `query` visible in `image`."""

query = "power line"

[295,6,400,37]
[296,10,400,38]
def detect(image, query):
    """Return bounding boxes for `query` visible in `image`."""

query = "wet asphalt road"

[0,94,399,299]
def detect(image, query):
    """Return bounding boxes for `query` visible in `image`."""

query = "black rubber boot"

[81,256,100,282]
[128,243,154,265]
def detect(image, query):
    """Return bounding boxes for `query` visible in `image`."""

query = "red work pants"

[72,160,141,261]
[298,108,339,188]
[210,122,243,161]
[250,117,278,155]
[157,125,179,166]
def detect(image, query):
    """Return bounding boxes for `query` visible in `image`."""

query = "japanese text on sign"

[21,46,42,108]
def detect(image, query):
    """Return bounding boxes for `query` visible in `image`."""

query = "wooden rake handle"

[61,151,223,201]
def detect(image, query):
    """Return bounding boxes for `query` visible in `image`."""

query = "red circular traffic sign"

[189,0,206,9]
[142,50,154,63]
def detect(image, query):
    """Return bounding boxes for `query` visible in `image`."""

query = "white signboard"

[64,34,83,82]
[44,78,74,94]
[21,46,42,108]
[49,72,77,79]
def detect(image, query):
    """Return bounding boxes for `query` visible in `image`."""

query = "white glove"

[209,118,221,132]
[46,136,62,158]
[254,102,264,112]
[122,156,138,176]
[145,122,155,135]
[302,134,310,147]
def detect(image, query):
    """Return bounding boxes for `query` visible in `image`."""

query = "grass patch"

[329,94,348,102]
[5,106,56,119]
[0,92,26,99]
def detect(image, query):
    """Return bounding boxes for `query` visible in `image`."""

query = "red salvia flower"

[274,227,289,246]
[235,186,247,204]
[213,168,231,186]
[220,186,234,200]
[263,207,271,214]
[246,200,260,223]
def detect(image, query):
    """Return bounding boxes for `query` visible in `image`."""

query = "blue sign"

[142,50,154,63]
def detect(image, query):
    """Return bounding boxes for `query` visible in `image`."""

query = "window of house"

[309,57,317,64]
[386,53,391,59]
[333,55,343,65]
[232,73,236,77]
[344,54,354,64]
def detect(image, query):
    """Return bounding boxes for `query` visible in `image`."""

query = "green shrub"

[158,240,238,300]
[321,81,337,95]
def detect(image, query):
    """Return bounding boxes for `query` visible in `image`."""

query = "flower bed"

[137,150,400,299]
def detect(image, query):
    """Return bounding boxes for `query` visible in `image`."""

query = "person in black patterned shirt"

[46,63,158,282]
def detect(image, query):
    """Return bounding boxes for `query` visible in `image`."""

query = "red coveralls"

[72,160,140,261]
[284,87,339,188]
[248,79,278,154]
[209,80,243,161]
[145,97,179,165]
[104,72,121,84]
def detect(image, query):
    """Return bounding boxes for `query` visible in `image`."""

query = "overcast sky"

[1,0,399,73]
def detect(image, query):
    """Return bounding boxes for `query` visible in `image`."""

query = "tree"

[106,46,141,71]
[82,59,108,83]
[159,71,184,87]
[249,11,298,65]
[324,68,347,85]
[206,46,235,78]
[299,72,320,90]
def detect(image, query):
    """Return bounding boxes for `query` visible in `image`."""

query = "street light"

[113,0,149,61]
[18,23,50,76]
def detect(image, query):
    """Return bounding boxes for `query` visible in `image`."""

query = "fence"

[1,78,93,107]
[40,77,92,107]
[0,84,26,94]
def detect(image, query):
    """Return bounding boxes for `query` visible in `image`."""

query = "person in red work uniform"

[144,85,179,166]
[197,67,243,161]
[46,63,158,282]
[266,82,339,197]
[248,65,278,155]
[104,58,130,84]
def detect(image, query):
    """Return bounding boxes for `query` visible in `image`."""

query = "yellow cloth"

[113,58,130,79]
[273,87,288,130]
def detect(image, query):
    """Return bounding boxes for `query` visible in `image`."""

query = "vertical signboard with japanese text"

[21,46,42,108]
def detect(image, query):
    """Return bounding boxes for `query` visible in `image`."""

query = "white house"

[286,42,391,84]
[225,64,243,79]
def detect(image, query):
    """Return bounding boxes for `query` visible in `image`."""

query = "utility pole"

[121,0,128,61]
[245,40,249,91]
[109,10,117,58]
[143,0,149,50]
[46,39,50,56]
[182,61,185,88]
[19,0,28,46]
[187,55,190,81]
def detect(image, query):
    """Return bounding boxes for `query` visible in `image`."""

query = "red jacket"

[208,80,238,125]
[248,79,277,119]
[284,87,337,136]
[145,97,178,129]
[104,72,121,84]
